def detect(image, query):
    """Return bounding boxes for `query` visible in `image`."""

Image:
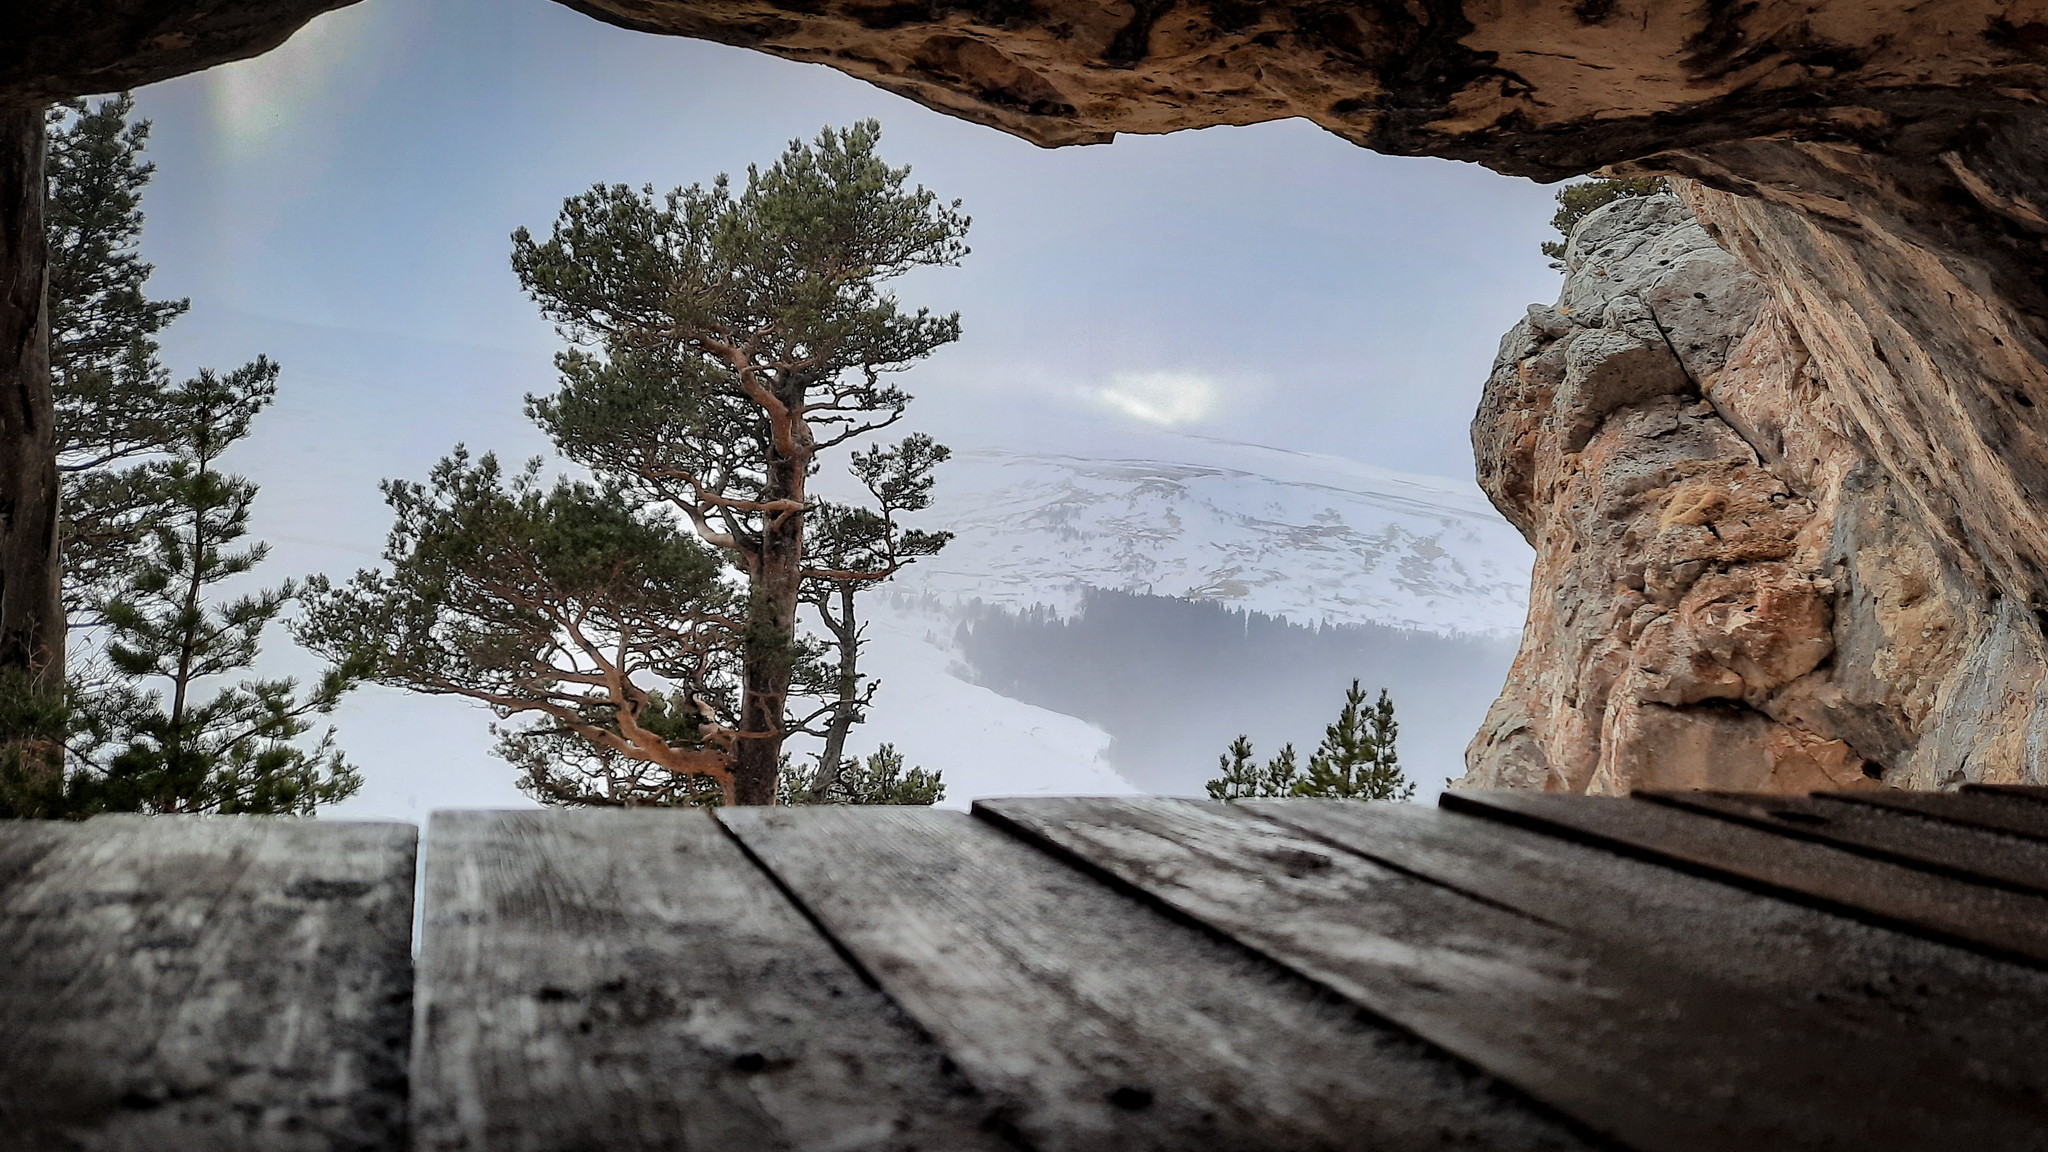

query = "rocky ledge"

[1463,194,2048,794]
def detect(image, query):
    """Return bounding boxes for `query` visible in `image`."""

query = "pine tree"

[1205,681,1413,803]
[1,95,353,818]
[1204,735,1301,800]
[78,363,361,814]
[0,671,79,817]
[1295,680,1413,801]
[46,94,190,624]
[796,434,952,800]
[513,120,968,804]
[297,451,746,804]
[2,93,181,807]
[780,742,944,806]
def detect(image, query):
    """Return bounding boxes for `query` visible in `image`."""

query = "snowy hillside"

[829,608,1140,808]
[889,433,1532,637]
[801,431,1532,802]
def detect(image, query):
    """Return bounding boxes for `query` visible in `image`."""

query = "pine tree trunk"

[0,106,61,693]
[731,443,805,805]
[808,582,860,801]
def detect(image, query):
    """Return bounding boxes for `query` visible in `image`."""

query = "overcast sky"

[112,0,1567,818]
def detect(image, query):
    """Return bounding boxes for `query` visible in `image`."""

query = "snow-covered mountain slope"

[890,432,1533,637]
[824,607,1141,806]
[798,429,1530,800]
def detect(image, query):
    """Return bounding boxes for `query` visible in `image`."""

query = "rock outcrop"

[1464,194,2048,793]
[3,2,358,106]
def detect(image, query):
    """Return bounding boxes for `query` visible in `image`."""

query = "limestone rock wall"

[1464,195,2048,794]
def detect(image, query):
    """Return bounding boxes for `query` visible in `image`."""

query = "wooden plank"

[1242,799,2048,1097]
[1441,789,2048,966]
[411,809,1006,1152]
[1823,788,2048,843]
[1639,790,2048,896]
[0,815,415,1152]
[977,795,2048,1152]
[719,805,1598,1152]
[1963,783,2048,805]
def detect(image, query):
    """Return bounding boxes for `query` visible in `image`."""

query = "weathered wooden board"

[1965,784,2048,804]
[978,796,2048,1152]
[1639,790,2048,895]
[411,808,1005,1152]
[1242,798,2048,1099]
[1442,789,2048,966]
[720,805,1595,1152]
[1824,788,2048,842]
[0,815,415,1152]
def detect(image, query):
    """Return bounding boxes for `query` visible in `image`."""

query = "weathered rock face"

[9,4,2048,170]
[1,2,360,109]
[1463,194,2048,793]
[546,2,2048,179]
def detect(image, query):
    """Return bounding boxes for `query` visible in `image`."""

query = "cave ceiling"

[6,2,2045,180]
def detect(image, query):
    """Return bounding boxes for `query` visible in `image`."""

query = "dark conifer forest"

[951,589,1517,794]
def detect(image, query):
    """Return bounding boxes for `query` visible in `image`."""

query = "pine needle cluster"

[780,744,945,806]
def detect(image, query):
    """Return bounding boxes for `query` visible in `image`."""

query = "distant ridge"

[889,432,1533,638]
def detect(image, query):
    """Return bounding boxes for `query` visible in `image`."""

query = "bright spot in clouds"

[1090,371,1224,427]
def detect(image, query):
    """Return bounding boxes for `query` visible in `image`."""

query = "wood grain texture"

[1824,788,2048,843]
[977,796,2048,1152]
[1441,790,2048,966]
[720,804,1595,1152]
[0,815,415,1152]
[1243,798,2048,1112]
[411,808,1003,1152]
[1641,790,2048,896]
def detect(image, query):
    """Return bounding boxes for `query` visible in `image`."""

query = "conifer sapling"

[78,362,361,814]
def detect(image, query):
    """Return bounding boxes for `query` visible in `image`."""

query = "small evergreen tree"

[0,671,81,817]
[0,93,351,819]
[2,92,182,793]
[1204,735,1301,800]
[1295,680,1412,801]
[78,363,361,814]
[1540,175,1667,265]
[1204,680,1412,802]
[780,742,944,806]
[796,433,952,800]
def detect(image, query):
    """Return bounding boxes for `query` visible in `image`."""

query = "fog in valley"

[952,591,1519,796]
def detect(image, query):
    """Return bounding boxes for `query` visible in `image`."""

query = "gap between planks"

[721,804,1601,1152]
[1441,788,2048,967]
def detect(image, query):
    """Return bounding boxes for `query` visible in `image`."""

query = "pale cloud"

[1089,371,1225,427]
